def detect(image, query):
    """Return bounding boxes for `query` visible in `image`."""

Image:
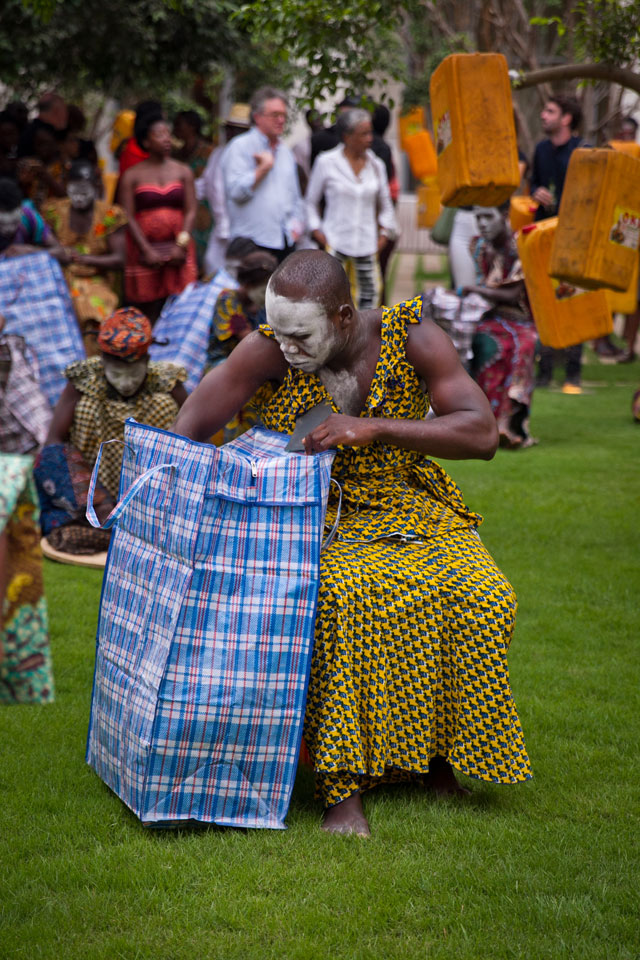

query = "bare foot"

[423,756,471,797]
[321,792,371,836]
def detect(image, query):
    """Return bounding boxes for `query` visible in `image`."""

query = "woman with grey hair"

[305,107,397,308]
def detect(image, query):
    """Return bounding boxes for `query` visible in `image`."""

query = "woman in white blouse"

[305,108,398,309]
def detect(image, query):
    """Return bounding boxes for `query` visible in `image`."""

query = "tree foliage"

[1,0,284,103]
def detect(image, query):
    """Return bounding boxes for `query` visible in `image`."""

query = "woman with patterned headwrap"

[36,308,188,556]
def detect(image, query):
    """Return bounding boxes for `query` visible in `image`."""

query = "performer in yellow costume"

[174,250,531,836]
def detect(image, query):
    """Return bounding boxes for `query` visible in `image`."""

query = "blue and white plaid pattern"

[86,420,334,829]
[149,268,238,393]
[0,253,84,407]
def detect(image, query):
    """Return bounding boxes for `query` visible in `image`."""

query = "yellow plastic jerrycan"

[399,106,426,151]
[608,140,640,159]
[518,218,612,348]
[429,53,520,207]
[405,130,438,181]
[417,177,441,229]
[550,148,640,292]
[605,253,639,314]
[509,195,539,232]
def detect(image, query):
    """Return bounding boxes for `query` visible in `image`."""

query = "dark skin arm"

[170,382,188,407]
[173,331,287,440]
[44,381,80,444]
[68,227,126,271]
[174,319,498,461]
[460,278,526,307]
[303,319,498,461]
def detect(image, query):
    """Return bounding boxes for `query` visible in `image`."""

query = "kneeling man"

[174,250,532,836]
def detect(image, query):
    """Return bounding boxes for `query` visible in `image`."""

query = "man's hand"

[302,413,377,453]
[253,151,275,174]
[532,186,554,208]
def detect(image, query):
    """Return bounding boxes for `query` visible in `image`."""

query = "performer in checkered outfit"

[175,250,531,837]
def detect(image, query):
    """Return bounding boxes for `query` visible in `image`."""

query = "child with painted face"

[45,307,188,500]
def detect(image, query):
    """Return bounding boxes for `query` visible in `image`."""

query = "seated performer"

[40,307,187,555]
[173,250,532,836]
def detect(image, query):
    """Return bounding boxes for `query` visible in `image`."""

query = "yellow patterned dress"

[258,296,531,806]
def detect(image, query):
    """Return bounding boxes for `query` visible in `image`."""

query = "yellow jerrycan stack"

[429,53,520,206]
[605,253,639,315]
[549,148,640,292]
[417,178,442,229]
[399,107,426,151]
[607,140,640,159]
[405,130,438,181]
[509,195,539,232]
[518,218,613,348]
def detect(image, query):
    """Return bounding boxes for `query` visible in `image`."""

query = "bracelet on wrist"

[175,231,191,249]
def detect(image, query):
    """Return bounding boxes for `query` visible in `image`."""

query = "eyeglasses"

[263,111,287,120]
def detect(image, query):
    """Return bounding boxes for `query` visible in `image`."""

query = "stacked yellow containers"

[607,140,640,159]
[417,179,441,228]
[429,53,520,206]
[509,195,539,232]
[399,107,426,150]
[405,130,437,181]
[605,254,639,314]
[549,148,640,291]
[518,218,613,348]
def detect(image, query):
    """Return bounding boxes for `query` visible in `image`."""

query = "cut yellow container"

[429,53,520,206]
[605,253,639,314]
[405,130,438,180]
[549,148,640,292]
[509,195,539,232]
[518,218,612,348]
[399,106,426,151]
[416,178,441,229]
[608,140,640,159]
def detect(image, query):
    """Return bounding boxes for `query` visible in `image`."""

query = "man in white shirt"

[196,103,251,277]
[221,87,304,262]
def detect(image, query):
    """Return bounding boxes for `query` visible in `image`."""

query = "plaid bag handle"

[321,478,342,552]
[86,439,176,530]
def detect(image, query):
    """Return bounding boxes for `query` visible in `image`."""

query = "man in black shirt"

[530,96,585,221]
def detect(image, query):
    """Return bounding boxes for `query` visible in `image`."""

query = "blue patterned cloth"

[149,268,238,393]
[0,253,84,407]
[86,420,334,829]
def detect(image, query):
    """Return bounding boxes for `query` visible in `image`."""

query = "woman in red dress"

[120,116,197,324]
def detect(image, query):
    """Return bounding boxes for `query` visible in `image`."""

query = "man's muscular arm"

[303,319,498,461]
[172,331,287,441]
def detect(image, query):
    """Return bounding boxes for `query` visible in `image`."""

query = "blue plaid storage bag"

[85,419,335,829]
[0,252,84,406]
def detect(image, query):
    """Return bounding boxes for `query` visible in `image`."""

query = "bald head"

[269,250,353,317]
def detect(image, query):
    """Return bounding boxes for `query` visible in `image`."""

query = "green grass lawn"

[1,351,638,960]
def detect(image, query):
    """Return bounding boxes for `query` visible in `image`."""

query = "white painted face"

[246,282,268,308]
[67,180,96,211]
[474,206,504,242]
[102,355,148,397]
[265,286,340,371]
[0,209,22,237]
